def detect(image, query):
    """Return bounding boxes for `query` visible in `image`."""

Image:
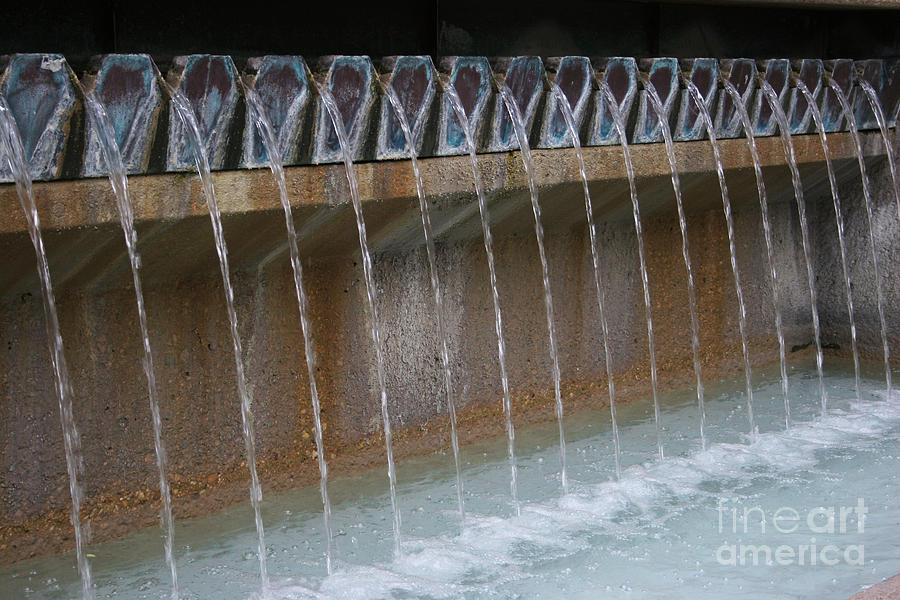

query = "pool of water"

[3,358,899,599]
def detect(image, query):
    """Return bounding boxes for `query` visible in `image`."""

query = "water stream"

[496,84,567,493]
[167,88,270,593]
[550,83,622,477]
[243,86,335,574]
[793,78,862,401]
[644,83,708,449]
[381,83,465,519]
[858,80,900,224]
[826,78,893,398]
[316,84,402,556]
[3,63,900,600]
[721,80,792,429]
[759,81,827,416]
[82,90,179,597]
[444,84,520,514]
[0,94,95,600]
[599,82,664,461]
[683,81,757,436]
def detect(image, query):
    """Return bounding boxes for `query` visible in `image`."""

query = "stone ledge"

[0,130,886,236]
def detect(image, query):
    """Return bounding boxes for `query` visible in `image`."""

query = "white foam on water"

[3,366,899,599]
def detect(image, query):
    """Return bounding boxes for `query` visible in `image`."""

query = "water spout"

[825,77,893,398]
[444,83,520,514]
[858,80,900,225]
[599,82,664,460]
[317,83,402,556]
[759,80,827,416]
[82,88,179,597]
[497,83,568,493]
[644,82,707,450]
[793,77,862,402]
[244,85,335,573]
[721,79,791,429]
[0,94,95,600]
[550,82,621,478]
[167,86,270,593]
[683,80,756,436]
[381,82,465,520]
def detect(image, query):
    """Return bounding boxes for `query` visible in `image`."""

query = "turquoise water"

[3,359,898,599]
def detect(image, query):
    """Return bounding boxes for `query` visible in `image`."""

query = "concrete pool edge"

[850,573,900,599]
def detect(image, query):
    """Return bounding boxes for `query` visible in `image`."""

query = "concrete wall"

[814,153,900,359]
[0,125,895,562]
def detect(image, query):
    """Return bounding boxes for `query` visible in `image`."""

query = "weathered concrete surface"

[0,131,894,564]
[813,142,900,360]
[849,574,900,599]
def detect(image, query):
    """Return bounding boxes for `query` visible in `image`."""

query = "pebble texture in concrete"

[849,574,900,599]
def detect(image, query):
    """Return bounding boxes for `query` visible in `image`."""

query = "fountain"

[497,79,568,493]
[167,83,271,594]
[600,80,665,461]
[0,52,899,599]
[645,80,708,449]
[683,78,757,435]
[721,78,794,429]
[0,93,94,600]
[82,87,179,598]
[826,77,894,397]
[381,72,465,520]
[244,83,335,574]
[316,80,402,560]
[444,82,521,513]
[550,81,622,477]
